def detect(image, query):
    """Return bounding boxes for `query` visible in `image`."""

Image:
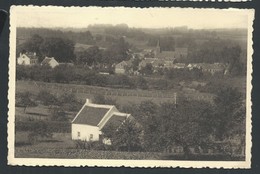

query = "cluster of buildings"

[17,52,72,68]
[115,42,228,75]
[18,41,228,76]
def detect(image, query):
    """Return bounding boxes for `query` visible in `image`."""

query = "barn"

[41,57,59,68]
[71,99,131,142]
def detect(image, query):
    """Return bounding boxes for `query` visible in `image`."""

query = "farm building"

[17,52,38,65]
[41,57,59,68]
[138,58,159,70]
[188,63,227,75]
[172,63,186,69]
[71,99,131,143]
[115,60,133,74]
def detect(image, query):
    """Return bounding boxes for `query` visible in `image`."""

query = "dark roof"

[101,114,127,130]
[24,52,38,59]
[72,105,110,126]
[41,57,52,65]
[115,60,132,68]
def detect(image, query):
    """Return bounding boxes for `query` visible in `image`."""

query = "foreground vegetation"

[15,148,243,160]
[15,85,246,160]
[15,132,244,160]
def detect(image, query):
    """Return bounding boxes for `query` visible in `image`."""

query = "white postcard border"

[8,6,254,168]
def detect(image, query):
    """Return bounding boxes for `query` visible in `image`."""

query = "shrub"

[27,121,53,144]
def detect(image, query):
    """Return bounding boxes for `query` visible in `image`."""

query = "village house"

[172,63,186,69]
[17,52,38,65]
[71,99,131,143]
[138,58,157,70]
[115,60,133,74]
[188,63,227,75]
[41,57,59,68]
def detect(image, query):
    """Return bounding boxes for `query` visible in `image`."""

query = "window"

[89,134,93,140]
[77,132,80,137]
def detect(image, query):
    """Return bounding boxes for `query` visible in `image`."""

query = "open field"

[15,131,163,159]
[15,106,77,121]
[16,80,215,105]
[15,131,244,160]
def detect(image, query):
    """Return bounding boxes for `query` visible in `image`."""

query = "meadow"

[16,80,215,106]
[15,131,243,160]
[15,131,163,159]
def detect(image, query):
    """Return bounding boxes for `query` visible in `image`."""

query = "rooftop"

[41,57,54,65]
[72,105,110,126]
[101,113,128,130]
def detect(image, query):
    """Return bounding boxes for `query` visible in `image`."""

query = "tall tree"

[102,119,142,152]
[103,37,130,64]
[16,92,37,113]
[76,46,102,66]
[213,87,243,140]
[23,34,43,55]
[40,37,75,62]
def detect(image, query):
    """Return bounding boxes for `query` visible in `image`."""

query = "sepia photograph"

[8,6,254,168]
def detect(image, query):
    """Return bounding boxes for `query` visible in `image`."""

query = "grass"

[15,148,163,159]
[15,105,77,121]
[15,131,244,160]
[15,131,163,159]
[15,131,74,149]
[16,80,215,105]
[15,105,50,121]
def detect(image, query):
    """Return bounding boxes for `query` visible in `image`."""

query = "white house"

[71,99,131,142]
[17,52,38,65]
[41,57,59,68]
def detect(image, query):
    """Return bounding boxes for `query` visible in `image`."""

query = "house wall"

[71,124,101,141]
[17,54,30,65]
[115,68,125,74]
[49,59,59,68]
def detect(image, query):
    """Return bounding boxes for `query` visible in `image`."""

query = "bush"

[26,121,53,144]
[49,107,68,121]
[37,90,59,106]
[74,140,109,151]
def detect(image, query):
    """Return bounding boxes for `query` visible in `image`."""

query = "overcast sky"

[12,6,251,29]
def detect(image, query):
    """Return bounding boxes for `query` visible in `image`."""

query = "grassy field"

[16,80,216,106]
[15,131,163,159]
[15,131,244,160]
[15,105,77,121]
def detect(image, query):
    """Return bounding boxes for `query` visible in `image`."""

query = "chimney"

[86,98,92,104]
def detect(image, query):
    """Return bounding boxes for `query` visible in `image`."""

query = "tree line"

[17,63,237,93]
[18,33,132,65]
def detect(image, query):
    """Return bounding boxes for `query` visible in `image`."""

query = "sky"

[12,6,252,29]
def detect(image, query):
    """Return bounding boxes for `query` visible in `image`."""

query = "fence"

[23,80,214,102]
